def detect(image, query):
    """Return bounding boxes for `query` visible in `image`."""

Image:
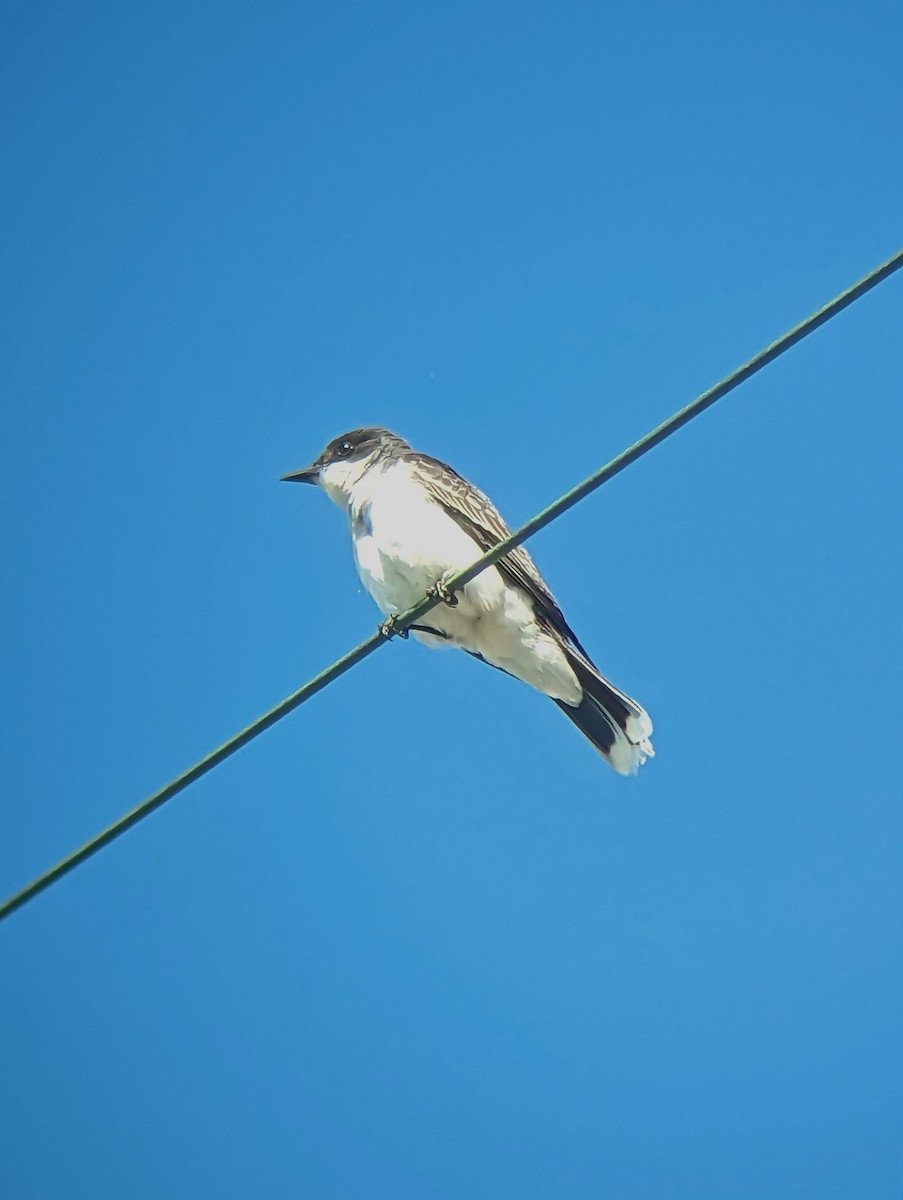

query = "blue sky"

[2,2,901,1196]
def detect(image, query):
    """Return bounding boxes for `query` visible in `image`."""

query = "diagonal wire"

[2,247,902,923]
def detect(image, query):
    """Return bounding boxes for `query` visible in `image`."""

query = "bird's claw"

[379,615,408,639]
[429,575,459,607]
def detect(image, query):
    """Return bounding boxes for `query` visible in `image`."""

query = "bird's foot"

[429,573,459,607]
[379,614,409,640]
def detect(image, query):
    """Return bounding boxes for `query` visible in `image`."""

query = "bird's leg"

[379,614,409,639]
[428,571,459,607]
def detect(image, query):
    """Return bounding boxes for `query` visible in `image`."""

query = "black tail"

[554,650,654,776]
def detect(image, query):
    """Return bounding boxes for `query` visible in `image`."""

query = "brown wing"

[406,452,590,656]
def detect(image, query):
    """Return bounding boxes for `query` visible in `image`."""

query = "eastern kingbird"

[283,428,654,774]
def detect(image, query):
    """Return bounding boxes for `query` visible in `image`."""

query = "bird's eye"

[335,441,353,458]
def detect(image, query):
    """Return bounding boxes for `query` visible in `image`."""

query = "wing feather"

[406,453,589,656]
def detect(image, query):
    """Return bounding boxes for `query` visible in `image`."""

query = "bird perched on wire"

[283,428,653,775]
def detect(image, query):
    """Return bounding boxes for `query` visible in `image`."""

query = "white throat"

[318,453,385,516]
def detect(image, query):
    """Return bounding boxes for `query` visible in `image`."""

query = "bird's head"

[281,427,409,506]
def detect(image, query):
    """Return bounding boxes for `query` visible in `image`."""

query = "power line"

[2,247,901,923]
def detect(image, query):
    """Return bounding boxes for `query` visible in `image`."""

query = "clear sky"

[2,2,901,1197]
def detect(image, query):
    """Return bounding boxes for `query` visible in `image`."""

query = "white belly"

[348,470,581,705]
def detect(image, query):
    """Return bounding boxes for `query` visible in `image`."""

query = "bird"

[282,427,653,774]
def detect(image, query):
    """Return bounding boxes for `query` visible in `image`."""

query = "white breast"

[351,464,494,614]
[322,457,581,705]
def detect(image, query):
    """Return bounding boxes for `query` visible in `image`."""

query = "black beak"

[280,462,320,485]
